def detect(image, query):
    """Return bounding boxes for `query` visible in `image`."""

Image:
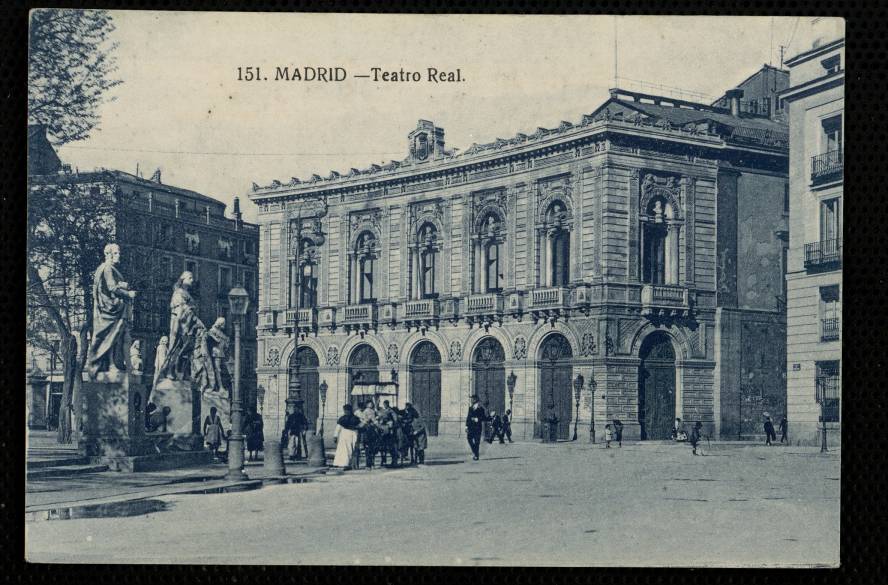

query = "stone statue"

[86,243,138,378]
[157,271,223,395]
[157,271,205,382]
[152,336,168,391]
[193,317,230,394]
[130,340,143,374]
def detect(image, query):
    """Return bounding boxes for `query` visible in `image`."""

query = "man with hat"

[465,395,489,461]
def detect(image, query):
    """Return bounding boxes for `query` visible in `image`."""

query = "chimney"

[725,88,744,117]
[232,196,242,221]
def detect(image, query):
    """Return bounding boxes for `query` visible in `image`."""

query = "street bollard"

[307,433,326,467]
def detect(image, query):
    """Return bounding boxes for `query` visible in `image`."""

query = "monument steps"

[27,463,110,481]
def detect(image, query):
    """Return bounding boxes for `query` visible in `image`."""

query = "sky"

[52,12,842,223]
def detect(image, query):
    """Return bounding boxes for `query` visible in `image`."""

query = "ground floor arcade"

[256,314,729,445]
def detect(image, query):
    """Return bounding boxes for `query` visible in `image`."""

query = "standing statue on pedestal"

[156,270,220,394]
[86,243,138,378]
[193,317,230,394]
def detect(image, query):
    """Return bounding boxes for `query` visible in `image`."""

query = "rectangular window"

[816,361,841,423]
[821,54,841,75]
[783,184,790,215]
[219,266,232,293]
[820,198,842,243]
[819,285,841,341]
[822,115,842,154]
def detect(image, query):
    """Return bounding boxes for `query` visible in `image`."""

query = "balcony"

[811,150,843,184]
[641,284,690,317]
[402,299,439,331]
[342,303,377,333]
[804,239,842,270]
[821,317,840,342]
[529,287,571,323]
[464,293,504,327]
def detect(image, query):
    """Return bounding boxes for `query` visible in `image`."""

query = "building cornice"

[250,119,784,209]
[784,37,844,68]
[780,71,844,103]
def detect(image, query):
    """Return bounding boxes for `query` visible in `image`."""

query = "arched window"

[544,201,570,287]
[474,213,504,293]
[414,222,439,299]
[353,231,377,303]
[641,198,679,285]
[290,237,319,309]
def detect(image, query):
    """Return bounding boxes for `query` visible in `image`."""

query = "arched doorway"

[538,334,574,440]
[348,344,380,409]
[638,332,677,440]
[288,346,319,431]
[472,338,506,417]
[409,341,442,436]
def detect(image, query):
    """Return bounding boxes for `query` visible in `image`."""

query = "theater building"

[250,71,789,443]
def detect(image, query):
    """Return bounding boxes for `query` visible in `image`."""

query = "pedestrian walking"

[489,412,504,444]
[203,406,225,459]
[604,424,613,448]
[779,416,788,444]
[411,415,428,464]
[332,404,361,469]
[501,409,514,443]
[285,405,309,460]
[689,421,703,455]
[764,416,776,446]
[245,407,264,461]
[612,418,624,447]
[465,395,488,461]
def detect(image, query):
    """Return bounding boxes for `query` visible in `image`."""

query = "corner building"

[251,73,789,443]
[782,35,844,446]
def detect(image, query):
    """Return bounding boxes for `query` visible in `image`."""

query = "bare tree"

[28,9,121,145]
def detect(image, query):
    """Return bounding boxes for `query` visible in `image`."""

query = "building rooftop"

[250,87,787,196]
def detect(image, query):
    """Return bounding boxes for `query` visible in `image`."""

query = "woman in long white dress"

[332,404,361,469]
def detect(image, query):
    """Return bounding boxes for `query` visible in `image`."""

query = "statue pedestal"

[152,378,204,451]
[78,371,153,459]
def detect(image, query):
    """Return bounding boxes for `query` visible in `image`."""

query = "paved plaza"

[25,437,839,567]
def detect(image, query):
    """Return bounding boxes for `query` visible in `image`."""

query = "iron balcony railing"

[821,317,840,342]
[816,375,841,423]
[811,150,843,183]
[804,239,842,269]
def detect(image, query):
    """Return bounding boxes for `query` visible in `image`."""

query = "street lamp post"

[226,286,250,481]
[572,373,584,441]
[308,379,328,466]
[588,371,597,443]
[506,371,517,415]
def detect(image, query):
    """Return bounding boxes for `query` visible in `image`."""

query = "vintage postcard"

[25,11,843,566]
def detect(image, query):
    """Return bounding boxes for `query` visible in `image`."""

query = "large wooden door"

[638,333,676,440]
[472,338,506,417]
[538,334,574,440]
[409,341,442,436]
[288,347,319,431]
[348,344,380,408]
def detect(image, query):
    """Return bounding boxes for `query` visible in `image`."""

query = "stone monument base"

[98,449,214,473]
[78,371,154,458]
[151,378,204,451]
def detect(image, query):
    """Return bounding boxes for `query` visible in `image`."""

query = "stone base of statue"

[152,378,206,451]
[77,370,154,461]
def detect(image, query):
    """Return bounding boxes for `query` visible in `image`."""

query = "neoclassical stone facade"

[250,80,789,444]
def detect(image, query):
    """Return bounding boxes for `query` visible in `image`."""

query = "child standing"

[604,424,613,448]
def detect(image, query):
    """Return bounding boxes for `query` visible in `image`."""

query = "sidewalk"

[25,454,329,514]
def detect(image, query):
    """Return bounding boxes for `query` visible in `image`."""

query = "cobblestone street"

[25,437,839,567]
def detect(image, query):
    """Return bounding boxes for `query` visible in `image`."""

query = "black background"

[3,1,882,584]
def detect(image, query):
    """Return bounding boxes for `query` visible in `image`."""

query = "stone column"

[670,225,681,285]
[547,231,556,287]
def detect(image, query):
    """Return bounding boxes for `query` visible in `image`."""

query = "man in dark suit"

[465,395,488,460]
